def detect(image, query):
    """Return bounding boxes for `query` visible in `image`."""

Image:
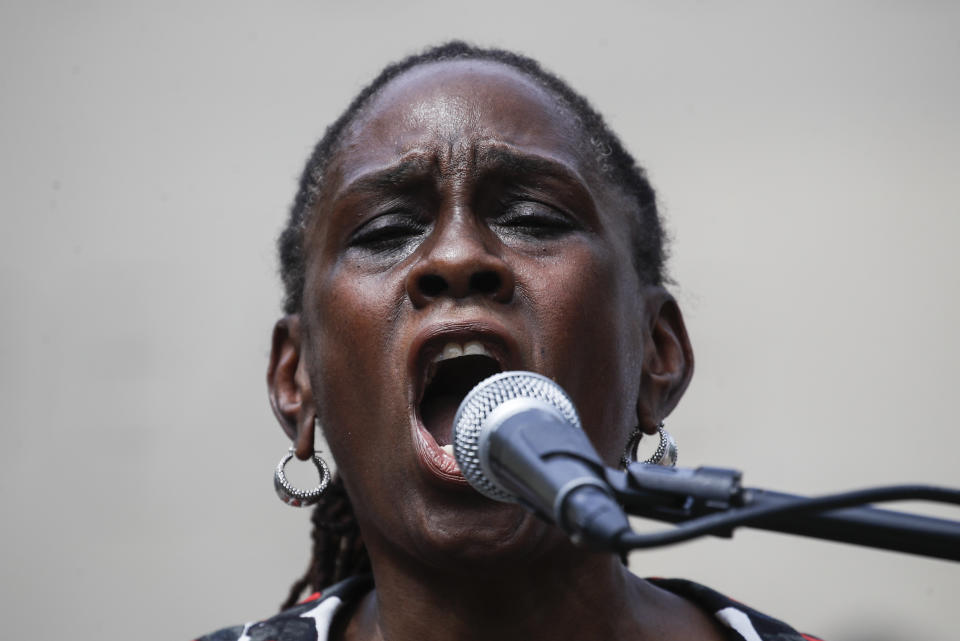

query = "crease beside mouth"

[419,354,502,445]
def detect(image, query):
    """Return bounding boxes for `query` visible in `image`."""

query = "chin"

[399,493,570,573]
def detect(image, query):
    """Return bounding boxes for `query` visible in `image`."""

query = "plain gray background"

[1,1,957,639]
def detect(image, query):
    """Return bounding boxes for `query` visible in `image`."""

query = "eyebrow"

[474,145,584,183]
[335,155,435,200]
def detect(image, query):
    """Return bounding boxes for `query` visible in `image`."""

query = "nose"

[405,218,515,308]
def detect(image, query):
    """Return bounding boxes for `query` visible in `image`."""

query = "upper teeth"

[434,341,493,362]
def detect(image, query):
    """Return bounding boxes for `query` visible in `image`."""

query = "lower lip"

[413,419,468,485]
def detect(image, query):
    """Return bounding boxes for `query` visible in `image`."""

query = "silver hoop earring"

[274,446,331,507]
[621,423,678,468]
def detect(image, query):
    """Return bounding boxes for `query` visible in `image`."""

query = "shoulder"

[649,578,825,641]
[193,576,372,641]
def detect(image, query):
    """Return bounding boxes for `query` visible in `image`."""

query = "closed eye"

[491,201,579,239]
[349,211,430,255]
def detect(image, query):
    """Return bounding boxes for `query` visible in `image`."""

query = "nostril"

[470,270,501,294]
[418,274,447,297]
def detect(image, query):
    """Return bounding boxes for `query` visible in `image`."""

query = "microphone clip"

[605,465,745,536]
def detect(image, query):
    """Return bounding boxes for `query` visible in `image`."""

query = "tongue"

[420,355,501,445]
[421,392,462,446]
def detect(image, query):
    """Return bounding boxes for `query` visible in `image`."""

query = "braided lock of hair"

[281,476,370,610]
[279,41,668,608]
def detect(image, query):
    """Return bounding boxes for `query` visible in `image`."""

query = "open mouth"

[419,341,503,449]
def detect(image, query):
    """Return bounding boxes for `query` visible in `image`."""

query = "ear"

[636,288,694,434]
[267,314,317,460]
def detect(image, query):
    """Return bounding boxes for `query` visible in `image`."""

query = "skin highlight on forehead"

[331,60,595,189]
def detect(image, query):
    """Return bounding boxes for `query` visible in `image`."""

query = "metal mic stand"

[603,464,960,561]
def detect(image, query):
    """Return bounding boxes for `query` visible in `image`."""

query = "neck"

[342,538,683,641]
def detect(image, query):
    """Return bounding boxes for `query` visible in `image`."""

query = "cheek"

[304,266,407,450]
[521,244,643,460]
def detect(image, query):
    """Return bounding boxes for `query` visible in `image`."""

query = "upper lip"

[408,319,522,406]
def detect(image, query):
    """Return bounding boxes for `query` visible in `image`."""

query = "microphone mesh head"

[453,371,582,503]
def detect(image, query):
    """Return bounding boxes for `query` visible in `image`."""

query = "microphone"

[450,377,960,561]
[452,371,631,549]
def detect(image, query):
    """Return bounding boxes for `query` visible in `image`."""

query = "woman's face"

[289,60,678,566]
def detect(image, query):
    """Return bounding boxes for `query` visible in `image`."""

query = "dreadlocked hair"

[281,475,370,610]
[278,41,670,606]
